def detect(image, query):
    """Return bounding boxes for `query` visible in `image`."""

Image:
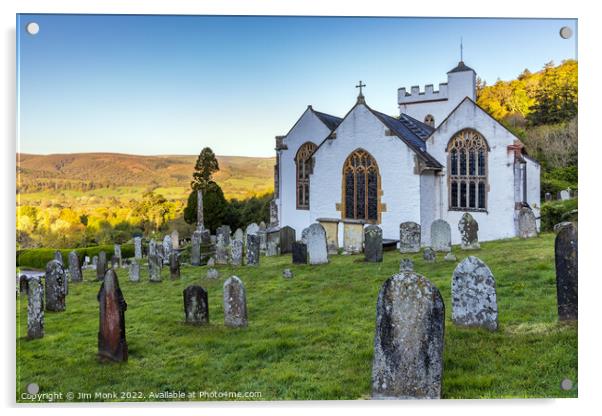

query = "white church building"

[272,61,540,247]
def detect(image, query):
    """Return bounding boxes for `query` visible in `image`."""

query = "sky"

[16,14,577,157]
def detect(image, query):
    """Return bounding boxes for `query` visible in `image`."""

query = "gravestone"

[128,260,140,282]
[245,223,259,239]
[279,226,296,254]
[45,260,66,312]
[430,219,451,252]
[54,250,63,265]
[97,269,128,362]
[554,221,573,234]
[364,225,383,262]
[149,239,157,257]
[545,192,552,202]
[560,189,571,200]
[171,230,180,250]
[555,222,578,320]
[111,255,119,269]
[223,276,248,328]
[266,227,281,257]
[399,222,421,253]
[343,220,364,254]
[134,236,142,259]
[230,239,243,266]
[423,247,436,263]
[215,233,229,265]
[258,226,267,254]
[156,244,165,264]
[399,258,414,272]
[207,268,219,279]
[292,241,308,264]
[27,276,44,339]
[148,254,162,282]
[191,230,202,266]
[92,256,98,269]
[169,252,180,279]
[217,225,231,246]
[305,223,329,265]
[283,269,293,279]
[233,228,244,244]
[372,272,445,399]
[517,207,538,238]
[318,218,340,255]
[451,256,498,331]
[19,274,29,295]
[84,256,90,268]
[68,251,82,282]
[444,252,457,262]
[96,251,107,281]
[114,244,122,267]
[183,285,209,325]
[163,235,172,264]
[246,234,260,266]
[458,213,480,250]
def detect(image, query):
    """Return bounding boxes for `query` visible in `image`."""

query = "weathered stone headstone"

[279,226,296,254]
[343,220,365,254]
[233,228,244,244]
[114,244,122,267]
[423,247,436,263]
[148,254,162,282]
[399,222,421,253]
[555,222,578,321]
[554,221,573,234]
[230,239,243,266]
[444,252,457,262]
[128,260,140,282]
[223,276,248,328]
[258,229,267,254]
[149,239,157,257]
[292,241,308,264]
[96,251,107,281]
[215,233,229,265]
[371,272,445,399]
[246,234,260,266]
[245,223,259,239]
[305,223,329,265]
[27,276,44,339]
[54,250,64,265]
[207,268,219,279]
[517,207,538,238]
[458,213,480,250]
[169,252,180,279]
[156,244,165,264]
[134,236,142,259]
[217,225,231,246]
[399,258,414,272]
[97,269,128,362]
[68,251,82,282]
[162,235,172,264]
[266,227,281,256]
[191,230,202,266]
[545,192,552,202]
[171,230,180,250]
[92,255,98,269]
[451,256,498,331]
[110,255,119,269]
[283,269,293,279]
[183,285,209,325]
[430,219,451,252]
[364,225,383,262]
[318,218,340,255]
[559,189,571,200]
[45,260,66,312]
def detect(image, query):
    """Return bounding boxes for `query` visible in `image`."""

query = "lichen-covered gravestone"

[230,239,243,266]
[169,252,180,279]
[458,213,480,250]
[430,219,451,252]
[162,235,172,264]
[292,241,308,264]
[305,223,329,265]
[134,236,142,259]
[191,230,202,266]
[215,233,229,265]
[183,285,209,325]
[451,256,498,331]
[399,258,414,272]
[97,269,128,362]
[371,272,445,399]
[555,222,578,320]
[423,247,436,263]
[364,225,383,262]
[54,250,63,265]
[399,222,421,253]
[45,260,66,312]
[149,239,157,257]
[233,228,244,244]
[517,207,538,238]
[68,251,82,282]
[148,254,162,282]
[128,260,140,282]
[96,251,107,281]
[246,234,260,266]
[27,276,44,339]
[114,244,122,267]
[223,276,248,328]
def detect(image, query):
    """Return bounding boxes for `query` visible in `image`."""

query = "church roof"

[447,61,475,74]
[311,109,343,131]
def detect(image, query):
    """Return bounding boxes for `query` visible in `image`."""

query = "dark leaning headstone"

[148,254,162,282]
[458,213,480,250]
[68,251,83,282]
[223,276,248,328]
[451,256,498,331]
[45,260,66,312]
[97,269,128,362]
[169,252,180,280]
[555,222,578,321]
[246,234,260,266]
[430,219,451,253]
[96,251,108,281]
[399,221,421,253]
[27,276,44,339]
[292,241,308,264]
[279,226,296,254]
[517,207,538,238]
[183,285,209,325]
[364,225,383,262]
[371,271,445,399]
[423,247,436,263]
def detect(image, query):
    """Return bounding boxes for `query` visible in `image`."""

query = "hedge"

[540,198,578,232]
[17,244,135,270]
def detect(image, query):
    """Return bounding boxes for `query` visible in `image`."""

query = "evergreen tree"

[183,181,227,233]
[191,147,219,191]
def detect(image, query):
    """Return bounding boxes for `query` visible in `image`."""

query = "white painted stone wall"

[278,108,332,236]
[420,172,437,246]
[525,156,541,230]
[309,104,421,241]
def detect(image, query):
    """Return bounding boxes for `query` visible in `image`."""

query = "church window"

[295,142,317,210]
[424,114,435,127]
[342,149,380,222]
[447,129,489,211]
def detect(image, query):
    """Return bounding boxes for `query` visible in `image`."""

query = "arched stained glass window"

[447,130,489,211]
[342,149,380,222]
[295,142,317,209]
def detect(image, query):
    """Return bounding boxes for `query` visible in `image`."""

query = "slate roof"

[312,109,343,131]
[447,61,475,74]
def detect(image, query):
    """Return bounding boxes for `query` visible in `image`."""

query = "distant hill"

[17,153,275,200]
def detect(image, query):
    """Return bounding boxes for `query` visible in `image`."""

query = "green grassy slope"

[16,233,577,401]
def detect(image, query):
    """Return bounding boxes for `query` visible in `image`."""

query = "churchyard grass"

[16,232,577,401]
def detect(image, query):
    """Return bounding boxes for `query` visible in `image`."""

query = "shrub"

[17,244,134,269]
[540,199,578,232]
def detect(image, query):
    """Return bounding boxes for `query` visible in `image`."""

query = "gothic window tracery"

[447,130,488,211]
[342,149,380,221]
[295,142,317,209]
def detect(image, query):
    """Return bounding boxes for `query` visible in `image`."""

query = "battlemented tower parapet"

[398,83,449,105]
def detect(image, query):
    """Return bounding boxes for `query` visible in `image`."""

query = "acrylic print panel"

[16,14,578,402]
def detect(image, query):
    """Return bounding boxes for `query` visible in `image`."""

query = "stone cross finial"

[356,80,366,96]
